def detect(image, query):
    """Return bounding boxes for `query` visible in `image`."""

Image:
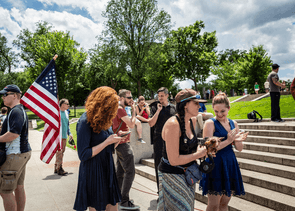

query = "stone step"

[237,157,295,180]
[244,135,295,146]
[135,163,275,211]
[243,142,295,156]
[235,118,295,123]
[235,149,295,167]
[240,169,295,196]
[239,123,295,131]
[142,159,295,197]
[244,129,295,138]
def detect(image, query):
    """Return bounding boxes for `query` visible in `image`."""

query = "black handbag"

[247,110,263,122]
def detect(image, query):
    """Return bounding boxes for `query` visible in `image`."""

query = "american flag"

[20,58,61,164]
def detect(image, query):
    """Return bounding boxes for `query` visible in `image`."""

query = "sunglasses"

[180,95,199,102]
[126,97,133,99]
[63,103,69,105]
[3,93,15,97]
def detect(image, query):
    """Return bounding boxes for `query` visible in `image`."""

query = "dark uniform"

[150,101,176,192]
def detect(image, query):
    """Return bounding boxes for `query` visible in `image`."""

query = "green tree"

[164,20,218,91]
[0,32,18,73]
[102,0,172,96]
[13,21,87,105]
[211,49,247,94]
[238,45,272,94]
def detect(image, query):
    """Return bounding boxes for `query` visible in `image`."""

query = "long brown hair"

[85,86,119,133]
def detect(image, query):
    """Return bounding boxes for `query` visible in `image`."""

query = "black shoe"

[272,119,280,122]
[279,119,285,122]
[57,167,68,176]
[119,200,140,210]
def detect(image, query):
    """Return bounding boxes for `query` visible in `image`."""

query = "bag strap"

[253,110,263,122]
[6,105,27,151]
[115,121,123,134]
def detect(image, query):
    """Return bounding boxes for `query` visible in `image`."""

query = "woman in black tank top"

[157,89,209,211]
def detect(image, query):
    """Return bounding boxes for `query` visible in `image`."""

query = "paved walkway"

[0,130,158,211]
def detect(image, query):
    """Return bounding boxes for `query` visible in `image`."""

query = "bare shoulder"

[204,118,214,126]
[165,116,179,128]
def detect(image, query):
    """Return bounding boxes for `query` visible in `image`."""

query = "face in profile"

[213,103,230,121]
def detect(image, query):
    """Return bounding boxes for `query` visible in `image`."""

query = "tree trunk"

[137,80,141,96]
[192,78,198,91]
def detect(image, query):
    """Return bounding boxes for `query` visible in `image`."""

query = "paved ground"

[0,129,160,211]
[1,120,294,211]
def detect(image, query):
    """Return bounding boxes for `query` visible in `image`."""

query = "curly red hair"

[85,86,119,133]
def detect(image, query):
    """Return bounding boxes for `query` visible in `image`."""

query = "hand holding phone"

[119,131,131,137]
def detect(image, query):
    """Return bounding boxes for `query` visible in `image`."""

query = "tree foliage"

[13,21,87,105]
[211,46,272,95]
[163,20,218,91]
[102,0,172,96]
[0,33,18,73]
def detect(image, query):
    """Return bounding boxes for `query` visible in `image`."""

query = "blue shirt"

[61,111,69,139]
[199,103,207,112]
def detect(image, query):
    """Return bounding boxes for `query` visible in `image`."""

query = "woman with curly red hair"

[74,86,124,211]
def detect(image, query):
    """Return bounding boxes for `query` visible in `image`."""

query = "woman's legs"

[206,194,231,211]
[219,195,231,211]
[106,203,118,211]
[89,203,118,211]
[206,194,221,211]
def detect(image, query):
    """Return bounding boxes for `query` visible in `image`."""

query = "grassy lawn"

[28,108,86,131]
[206,95,295,120]
[67,122,78,150]
[228,96,244,102]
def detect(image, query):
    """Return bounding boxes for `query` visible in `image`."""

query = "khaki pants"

[55,138,67,170]
[197,113,214,130]
[0,151,31,194]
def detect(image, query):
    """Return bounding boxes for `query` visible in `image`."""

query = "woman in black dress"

[74,86,124,211]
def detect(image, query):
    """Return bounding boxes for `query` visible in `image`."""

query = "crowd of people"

[0,62,293,211]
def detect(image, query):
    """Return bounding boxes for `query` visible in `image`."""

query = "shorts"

[255,89,259,91]
[0,151,31,193]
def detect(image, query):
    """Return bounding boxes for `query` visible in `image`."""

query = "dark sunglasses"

[3,93,15,97]
[126,97,133,99]
[63,103,69,105]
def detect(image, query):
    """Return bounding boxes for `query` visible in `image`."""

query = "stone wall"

[114,122,154,164]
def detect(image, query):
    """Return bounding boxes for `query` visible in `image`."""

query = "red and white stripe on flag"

[20,59,61,164]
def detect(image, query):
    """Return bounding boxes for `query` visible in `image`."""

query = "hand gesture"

[234,131,249,142]
[157,103,163,112]
[227,128,238,144]
[130,100,136,111]
[197,145,207,158]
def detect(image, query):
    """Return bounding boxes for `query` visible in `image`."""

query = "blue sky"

[1,0,295,89]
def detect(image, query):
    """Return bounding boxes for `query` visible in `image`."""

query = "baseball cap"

[175,89,207,103]
[0,85,21,95]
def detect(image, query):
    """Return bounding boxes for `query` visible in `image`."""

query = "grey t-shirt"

[267,71,280,92]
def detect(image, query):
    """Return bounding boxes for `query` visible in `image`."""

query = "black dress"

[73,112,121,210]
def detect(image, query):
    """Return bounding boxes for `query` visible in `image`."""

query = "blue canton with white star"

[35,60,58,97]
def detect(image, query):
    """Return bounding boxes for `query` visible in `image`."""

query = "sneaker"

[119,200,140,210]
[271,119,280,122]
[57,167,68,176]
[138,138,146,144]
[279,119,285,122]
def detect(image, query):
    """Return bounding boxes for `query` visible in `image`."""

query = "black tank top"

[158,115,200,174]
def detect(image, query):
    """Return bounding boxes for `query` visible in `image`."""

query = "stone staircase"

[135,122,295,211]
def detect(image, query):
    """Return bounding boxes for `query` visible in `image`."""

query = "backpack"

[247,110,263,122]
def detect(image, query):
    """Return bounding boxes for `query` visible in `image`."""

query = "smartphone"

[119,131,131,137]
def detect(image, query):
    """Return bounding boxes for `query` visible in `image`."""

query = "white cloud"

[37,0,109,22]
[6,8,103,50]
[6,0,26,10]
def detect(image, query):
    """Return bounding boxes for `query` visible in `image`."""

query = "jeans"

[270,92,281,120]
[115,142,135,203]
